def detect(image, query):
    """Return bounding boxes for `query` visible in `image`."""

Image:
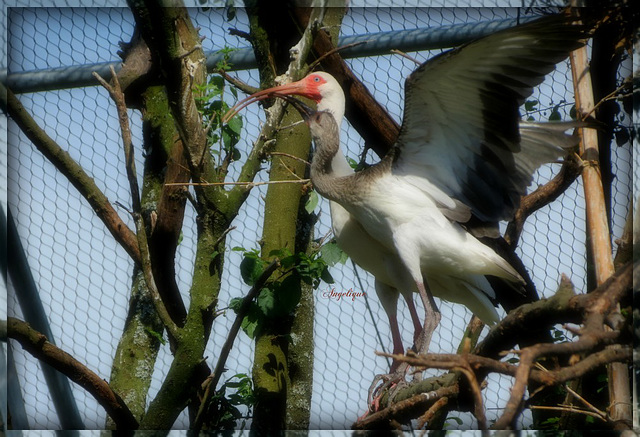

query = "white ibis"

[225,13,588,371]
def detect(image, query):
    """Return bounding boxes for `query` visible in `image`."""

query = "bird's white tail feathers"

[428,274,500,325]
[516,120,583,176]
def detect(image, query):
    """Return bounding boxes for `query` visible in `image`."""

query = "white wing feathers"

[392,15,586,222]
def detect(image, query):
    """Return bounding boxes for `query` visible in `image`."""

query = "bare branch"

[357,263,631,430]
[8,317,139,429]
[353,384,459,430]
[505,153,583,247]
[194,259,281,430]
[493,262,632,429]
[165,179,310,188]
[219,69,258,95]
[94,66,180,340]
[4,88,141,264]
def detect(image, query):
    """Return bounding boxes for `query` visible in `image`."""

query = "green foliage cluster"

[203,373,255,430]
[194,48,243,167]
[228,243,346,339]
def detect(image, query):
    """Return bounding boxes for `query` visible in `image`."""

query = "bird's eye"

[313,76,320,82]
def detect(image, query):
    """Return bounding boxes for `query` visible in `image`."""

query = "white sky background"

[5,5,634,431]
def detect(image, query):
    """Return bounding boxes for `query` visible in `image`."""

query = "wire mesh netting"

[5,5,634,431]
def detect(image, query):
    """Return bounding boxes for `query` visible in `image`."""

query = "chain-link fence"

[4,4,633,431]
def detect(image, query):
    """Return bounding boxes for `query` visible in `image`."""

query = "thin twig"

[228,27,251,43]
[354,384,459,429]
[529,404,607,421]
[193,259,280,431]
[417,396,448,430]
[218,69,258,96]
[165,179,310,187]
[454,365,487,429]
[583,81,629,120]
[391,49,422,65]
[564,383,608,419]
[270,151,311,166]
[308,40,369,72]
[94,66,180,340]
[92,69,141,211]
[213,225,236,248]
[276,156,306,181]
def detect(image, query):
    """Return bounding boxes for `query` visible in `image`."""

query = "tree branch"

[505,153,583,247]
[356,262,632,430]
[493,262,632,429]
[4,88,141,265]
[8,317,139,429]
[193,259,280,430]
[94,66,180,341]
[224,7,323,216]
[353,383,459,430]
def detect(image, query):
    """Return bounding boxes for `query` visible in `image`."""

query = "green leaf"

[229,297,243,312]
[319,241,348,266]
[240,303,263,338]
[222,129,232,150]
[305,190,319,213]
[145,328,167,345]
[569,104,577,120]
[232,147,242,161]
[227,115,243,135]
[320,266,335,284]
[446,416,463,426]
[541,417,560,426]
[615,127,630,147]
[226,6,236,21]
[274,275,302,315]
[257,287,276,315]
[269,247,293,261]
[209,75,225,96]
[240,252,266,286]
[524,99,538,111]
[549,101,565,122]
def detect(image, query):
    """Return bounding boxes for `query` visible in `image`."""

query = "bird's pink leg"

[367,290,432,414]
[387,314,405,372]
[414,281,441,355]
[403,294,424,347]
[367,313,411,414]
[365,284,440,416]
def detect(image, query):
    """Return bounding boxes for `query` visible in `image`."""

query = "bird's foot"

[365,361,411,414]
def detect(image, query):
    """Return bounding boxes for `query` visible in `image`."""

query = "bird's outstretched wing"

[393,13,589,223]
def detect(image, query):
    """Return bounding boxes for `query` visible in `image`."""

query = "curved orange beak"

[222,78,318,123]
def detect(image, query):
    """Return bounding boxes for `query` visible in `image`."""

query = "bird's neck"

[316,103,352,177]
[310,129,354,203]
[329,146,354,177]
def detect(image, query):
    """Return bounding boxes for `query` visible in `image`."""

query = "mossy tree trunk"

[107,0,271,428]
[245,2,346,432]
